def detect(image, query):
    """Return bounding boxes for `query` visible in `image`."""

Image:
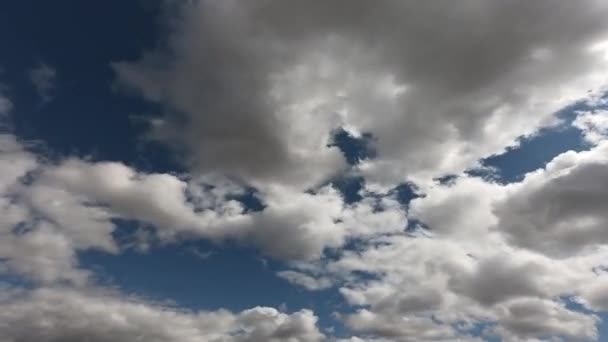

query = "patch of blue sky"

[475,95,607,183]
[78,239,346,331]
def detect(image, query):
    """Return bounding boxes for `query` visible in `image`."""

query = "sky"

[2,1,608,341]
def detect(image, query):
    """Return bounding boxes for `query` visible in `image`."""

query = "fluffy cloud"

[0,134,92,284]
[316,232,605,341]
[33,159,407,260]
[294,140,608,340]
[574,109,608,144]
[0,286,324,342]
[494,141,608,256]
[4,2,608,341]
[115,0,608,189]
[492,298,598,341]
[0,132,410,287]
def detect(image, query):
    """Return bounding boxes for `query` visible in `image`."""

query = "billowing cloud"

[492,298,598,341]
[32,159,406,260]
[115,0,608,189]
[574,109,608,144]
[0,286,324,342]
[0,133,409,287]
[495,141,608,256]
[3,1,608,341]
[289,140,608,340]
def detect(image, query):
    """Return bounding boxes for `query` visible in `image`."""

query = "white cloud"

[574,110,608,144]
[277,270,333,291]
[298,142,608,340]
[0,132,411,287]
[0,286,325,342]
[343,309,464,342]
[0,134,92,284]
[316,231,607,341]
[3,3,608,341]
[492,298,598,341]
[34,160,407,261]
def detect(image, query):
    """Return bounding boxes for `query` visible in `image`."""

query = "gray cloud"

[3,2,608,341]
[493,298,598,341]
[115,0,608,188]
[447,256,546,306]
[494,141,608,256]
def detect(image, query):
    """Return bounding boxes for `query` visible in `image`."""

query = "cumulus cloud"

[115,0,608,189]
[494,141,608,256]
[492,298,598,341]
[314,231,606,341]
[0,286,324,342]
[574,110,608,144]
[4,2,608,341]
[0,132,410,288]
[0,134,103,284]
[302,141,608,341]
[301,141,608,339]
[33,159,407,261]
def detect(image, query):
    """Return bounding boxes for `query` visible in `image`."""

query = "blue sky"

[2,1,608,341]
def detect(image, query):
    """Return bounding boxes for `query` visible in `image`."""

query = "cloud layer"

[116,0,608,188]
[3,1,608,341]
[0,287,324,342]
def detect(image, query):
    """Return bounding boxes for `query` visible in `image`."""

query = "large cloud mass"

[3,1,608,341]
[115,0,608,188]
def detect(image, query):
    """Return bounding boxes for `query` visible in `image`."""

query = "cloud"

[310,141,608,340]
[35,159,405,260]
[0,286,325,342]
[115,0,608,189]
[494,141,608,256]
[343,309,464,342]
[0,134,104,284]
[277,270,333,291]
[4,3,608,341]
[579,276,608,312]
[317,231,606,341]
[0,132,410,287]
[574,110,608,144]
[28,62,56,102]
